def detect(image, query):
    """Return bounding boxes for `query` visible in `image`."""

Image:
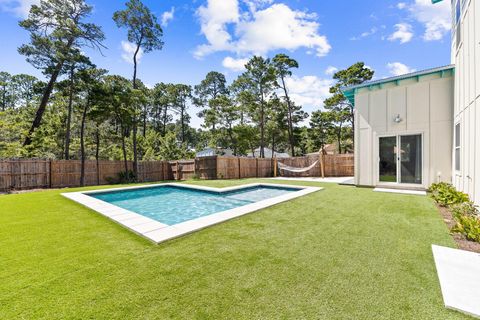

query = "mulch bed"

[437,204,480,253]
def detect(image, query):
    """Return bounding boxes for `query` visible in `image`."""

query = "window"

[456,0,461,25]
[455,123,461,171]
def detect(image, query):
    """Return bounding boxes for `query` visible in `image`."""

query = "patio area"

[0,179,473,319]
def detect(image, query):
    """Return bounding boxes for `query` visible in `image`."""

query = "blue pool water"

[91,185,299,225]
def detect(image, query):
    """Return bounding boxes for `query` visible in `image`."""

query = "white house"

[342,0,480,205]
[248,147,289,159]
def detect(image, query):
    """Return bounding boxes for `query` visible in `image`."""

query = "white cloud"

[285,75,334,108]
[195,0,239,58]
[397,2,407,10]
[350,27,378,41]
[161,7,175,27]
[222,56,249,72]
[243,0,273,12]
[195,1,331,59]
[387,62,416,76]
[403,0,451,41]
[121,41,144,64]
[0,0,39,18]
[325,66,338,76]
[388,23,413,44]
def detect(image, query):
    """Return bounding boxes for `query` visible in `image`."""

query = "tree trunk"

[162,105,168,136]
[120,121,129,176]
[64,65,75,160]
[143,103,147,137]
[228,123,236,156]
[259,85,265,159]
[181,103,186,143]
[23,61,64,146]
[80,102,88,186]
[95,127,100,185]
[281,75,295,157]
[23,38,74,147]
[271,133,275,159]
[337,123,343,154]
[131,43,141,180]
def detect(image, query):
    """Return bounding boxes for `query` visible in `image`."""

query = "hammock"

[277,160,319,173]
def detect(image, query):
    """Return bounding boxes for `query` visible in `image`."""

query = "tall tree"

[58,52,92,160]
[10,74,40,108]
[214,95,239,155]
[324,62,374,148]
[309,110,335,153]
[77,67,107,186]
[0,72,12,111]
[240,56,276,158]
[102,75,135,177]
[113,0,164,178]
[169,84,191,144]
[151,83,172,135]
[193,71,228,132]
[272,53,299,156]
[19,0,105,147]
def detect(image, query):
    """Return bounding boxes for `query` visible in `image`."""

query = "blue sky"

[0,0,452,127]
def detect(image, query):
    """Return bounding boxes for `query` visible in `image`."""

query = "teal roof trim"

[341,65,454,107]
[432,0,444,3]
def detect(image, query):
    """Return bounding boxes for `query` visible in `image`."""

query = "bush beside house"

[429,183,480,243]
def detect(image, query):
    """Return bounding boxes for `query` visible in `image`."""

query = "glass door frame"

[376,132,425,187]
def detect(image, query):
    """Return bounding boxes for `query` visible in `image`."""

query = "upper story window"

[456,0,461,25]
[453,0,462,50]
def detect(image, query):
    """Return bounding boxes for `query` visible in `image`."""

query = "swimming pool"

[63,183,322,244]
[91,185,299,225]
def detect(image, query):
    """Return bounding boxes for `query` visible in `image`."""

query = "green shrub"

[429,183,470,207]
[452,215,480,243]
[450,202,479,219]
[428,182,452,193]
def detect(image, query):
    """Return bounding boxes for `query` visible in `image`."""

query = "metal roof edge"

[341,65,455,93]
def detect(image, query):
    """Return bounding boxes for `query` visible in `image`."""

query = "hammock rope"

[277,160,319,173]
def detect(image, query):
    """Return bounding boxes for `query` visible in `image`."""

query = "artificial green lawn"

[0,179,472,319]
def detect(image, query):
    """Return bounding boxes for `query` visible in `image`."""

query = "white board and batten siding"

[452,0,480,205]
[354,74,454,188]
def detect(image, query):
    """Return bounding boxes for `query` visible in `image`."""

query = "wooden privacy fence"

[278,154,354,178]
[0,154,354,192]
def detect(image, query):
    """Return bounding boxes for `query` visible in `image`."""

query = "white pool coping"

[432,245,480,318]
[62,183,322,244]
[373,188,427,196]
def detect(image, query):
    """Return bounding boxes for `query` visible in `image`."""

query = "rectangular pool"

[91,185,299,225]
[62,183,322,244]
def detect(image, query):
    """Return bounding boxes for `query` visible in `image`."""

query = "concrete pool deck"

[62,183,322,244]
[269,177,355,184]
[432,245,480,318]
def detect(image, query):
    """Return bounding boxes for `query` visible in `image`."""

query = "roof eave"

[341,65,455,106]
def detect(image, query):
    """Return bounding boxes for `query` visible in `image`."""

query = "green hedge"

[429,182,480,243]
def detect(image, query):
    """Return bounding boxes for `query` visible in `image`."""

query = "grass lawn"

[0,179,472,319]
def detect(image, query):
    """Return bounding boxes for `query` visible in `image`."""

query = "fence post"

[176,161,180,181]
[273,158,277,178]
[238,157,241,179]
[320,152,325,178]
[49,159,53,188]
[96,159,100,185]
[10,160,14,190]
[256,158,258,178]
[194,158,197,178]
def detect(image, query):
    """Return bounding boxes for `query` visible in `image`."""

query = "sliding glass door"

[379,136,397,182]
[378,134,422,185]
[399,135,422,184]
